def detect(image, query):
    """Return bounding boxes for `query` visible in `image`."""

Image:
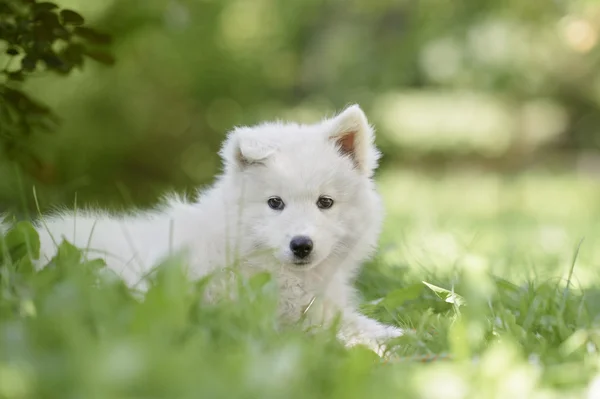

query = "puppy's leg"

[302,296,402,356]
[338,311,403,357]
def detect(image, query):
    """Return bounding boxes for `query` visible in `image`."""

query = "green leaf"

[83,258,106,271]
[42,53,69,72]
[1,221,41,262]
[381,283,425,309]
[423,281,466,307]
[560,329,589,356]
[34,10,61,29]
[15,256,36,275]
[60,9,84,25]
[3,88,52,114]
[54,239,82,265]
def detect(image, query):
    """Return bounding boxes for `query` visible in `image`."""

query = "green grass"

[1,168,600,399]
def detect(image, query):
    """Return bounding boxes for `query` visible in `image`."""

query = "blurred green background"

[3,3,600,397]
[1,0,600,213]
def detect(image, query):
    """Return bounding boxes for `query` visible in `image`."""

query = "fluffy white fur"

[24,104,402,353]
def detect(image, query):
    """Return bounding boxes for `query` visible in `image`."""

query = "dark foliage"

[0,0,113,175]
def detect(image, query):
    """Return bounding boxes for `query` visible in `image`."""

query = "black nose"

[290,236,313,259]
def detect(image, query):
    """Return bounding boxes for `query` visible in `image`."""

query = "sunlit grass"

[1,168,599,398]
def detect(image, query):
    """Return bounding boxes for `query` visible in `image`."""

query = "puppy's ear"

[328,104,380,176]
[219,127,276,170]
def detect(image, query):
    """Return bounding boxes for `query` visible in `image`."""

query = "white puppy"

[28,104,402,353]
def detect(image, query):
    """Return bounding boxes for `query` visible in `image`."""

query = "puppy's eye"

[316,196,334,209]
[267,196,285,210]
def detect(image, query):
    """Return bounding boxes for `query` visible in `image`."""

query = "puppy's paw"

[340,334,396,358]
[338,314,403,358]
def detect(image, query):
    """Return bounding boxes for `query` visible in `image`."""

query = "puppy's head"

[219,105,383,271]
